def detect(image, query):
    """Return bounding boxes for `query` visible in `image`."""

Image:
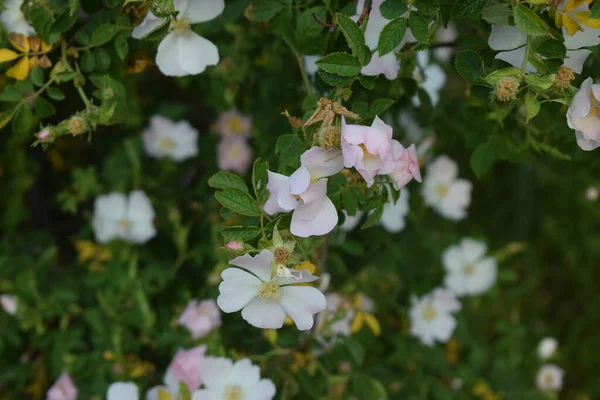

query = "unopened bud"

[495,78,520,102]
[68,116,88,135]
[37,128,52,142]
[319,126,340,151]
[555,65,574,89]
[226,241,243,251]
[103,88,115,100]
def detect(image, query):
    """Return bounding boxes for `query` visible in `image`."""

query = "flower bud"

[225,241,243,251]
[555,65,574,89]
[68,116,88,135]
[495,77,520,102]
[37,128,52,142]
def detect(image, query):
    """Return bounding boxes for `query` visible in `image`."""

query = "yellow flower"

[74,240,112,271]
[349,294,381,336]
[1,33,53,81]
[554,0,600,35]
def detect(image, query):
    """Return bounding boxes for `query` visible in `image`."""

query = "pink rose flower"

[178,299,221,339]
[216,109,252,137]
[164,345,207,392]
[217,136,253,174]
[46,372,78,400]
[379,142,422,190]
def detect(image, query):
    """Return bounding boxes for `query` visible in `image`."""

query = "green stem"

[521,36,531,72]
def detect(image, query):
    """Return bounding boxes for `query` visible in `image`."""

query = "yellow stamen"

[423,304,437,320]
[223,385,243,400]
[464,264,476,275]
[226,116,246,134]
[159,137,175,151]
[257,280,281,303]
[436,184,449,197]
[172,17,190,35]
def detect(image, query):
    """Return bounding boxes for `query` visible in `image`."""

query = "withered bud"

[38,55,52,69]
[275,247,289,265]
[29,36,41,52]
[332,102,360,120]
[282,110,303,129]
[319,126,340,151]
[495,78,520,102]
[555,65,575,89]
[68,116,88,135]
[8,33,27,51]
[341,168,363,184]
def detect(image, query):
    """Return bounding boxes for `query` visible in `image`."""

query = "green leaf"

[114,34,129,60]
[538,142,571,160]
[361,204,384,229]
[470,141,496,178]
[380,0,408,19]
[0,108,16,129]
[378,18,407,56]
[47,87,66,101]
[74,29,90,46]
[591,0,600,19]
[316,52,362,77]
[409,12,429,44]
[451,0,486,18]
[342,187,360,216]
[358,75,376,89]
[454,50,485,81]
[247,0,284,22]
[318,71,355,87]
[513,4,550,37]
[209,172,250,193]
[34,97,56,118]
[296,7,326,39]
[415,0,440,16]
[535,38,566,59]
[89,24,120,47]
[366,98,395,118]
[0,86,23,102]
[275,134,306,166]
[50,10,77,35]
[483,67,522,85]
[524,90,540,123]
[12,105,33,133]
[336,13,369,66]
[524,73,554,91]
[30,66,44,87]
[215,189,261,217]
[221,226,261,242]
[252,158,269,204]
[94,48,111,72]
[69,0,80,16]
[81,50,96,73]
[482,4,512,25]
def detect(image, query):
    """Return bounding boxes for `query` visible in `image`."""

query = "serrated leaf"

[247,0,284,22]
[0,86,23,102]
[215,189,261,217]
[89,24,120,47]
[535,38,566,59]
[513,4,549,37]
[0,108,16,129]
[318,71,355,87]
[366,98,394,118]
[482,4,512,25]
[336,13,370,65]
[316,52,362,77]
[30,66,44,87]
[209,172,249,193]
[380,0,408,19]
[454,50,485,81]
[378,18,407,56]
[409,12,429,44]
[451,0,486,18]
[81,50,96,73]
[483,67,522,85]
[221,226,261,242]
[114,34,129,60]
[415,0,439,16]
[358,75,376,89]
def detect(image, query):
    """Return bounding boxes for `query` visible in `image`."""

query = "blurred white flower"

[218,137,253,174]
[107,382,139,400]
[0,0,35,35]
[412,51,446,107]
[0,294,17,315]
[340,210,364,232]
[433,24,457,63]
[192,358,275,400]
[398,111,424,142]
[409,287,461,346]
[586,186,599,201]
[538,337,558,360]
[147,346,207,399]
[264,147,342,237]
[304,55,321,78]
[92,191,156,244]
[443,238,497,296]
[356,0,390,50]
[380,189,410,233]
[46,372,78,400]
[142,115,199,162]
[216,109,252,137]
[322,293,354,337]
[421,155,472,221]
[567,77,600,151]
[178,299,221,339]
[536,364,564,391]
[361,52,400,80]
[217,250,326,330]
[132,0,224,77]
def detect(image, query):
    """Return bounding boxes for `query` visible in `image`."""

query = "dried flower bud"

[282,110,303,128]
[555,65,575,89]
[319,126,340,150]
[68,116,88,135]
[495,78,520,102]
[275,247,289,265]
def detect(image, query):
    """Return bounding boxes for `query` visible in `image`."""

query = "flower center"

[463,264,476,275]
[118,218,131,231]
[159,137,175,151]
[359,144,372,158]
[223,385,243,400]
[226,116,246,134]
[172,17,191,35]
[258,280,282,303]
[543,372,555,386]
[157,388,173,400]
[422,304,437,320]
[435,184,449,197]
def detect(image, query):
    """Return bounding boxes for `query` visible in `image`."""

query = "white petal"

[217,268,261,313]
[264,171,289,215]
[430,312,457,342]
[107,382,139,400]
[564,27,600,49]
[246,379,277,400]
[460,238,486,264]
[576,130,600,151]
[191,389,214,400]
[466,257,497,295]
[300,147,344,180]
[127,190,155,222]
[276,180,299,211]
[442,245,464,272]
[495,48,536,72]
[288,166,311,195]
[488,25,527,50]
[200,357,233,389]
[275,268,319,285]
[291,197,338,238]
[241,297,287,329]
[156,31,219,77]
[361,52,399,80]
[379,195,409,233]
[184,0,225,23]
[228,250,273,281]
[227,359,261,386]
[340,210,364,232]
[563,49,591,74]
[131,13,167,39]
[569,78,593,118]
[279,286,327,330]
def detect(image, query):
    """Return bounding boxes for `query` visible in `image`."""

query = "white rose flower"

[0,0,35,35]
[409,287,461,346]
[192,358,276,400]
[442,238,497,296]
[92,191,156,244]
[537,337,558,360]
[142,115,199,162]
[340,210,364,232]
[107,382,139,400]
[380,189,410,233]
[0,294,17,315]
[132,0,225,77]
[536,364,564,391]
[421,155,472,221]
[567,77,600,151]
[217,250,327,330]
[412,51,446,107]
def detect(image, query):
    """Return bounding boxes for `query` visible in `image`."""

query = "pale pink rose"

[567,77,600,151]
[216,109,252,137]
[178,299,222,339]
[380,142,422,190]
[46,372,78,400]
[37,128,52,142]
[226,241,243,250]
[341,116,393,187]
[164,345,207,392]
[217,136,252,174]
[0,294,17,315]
